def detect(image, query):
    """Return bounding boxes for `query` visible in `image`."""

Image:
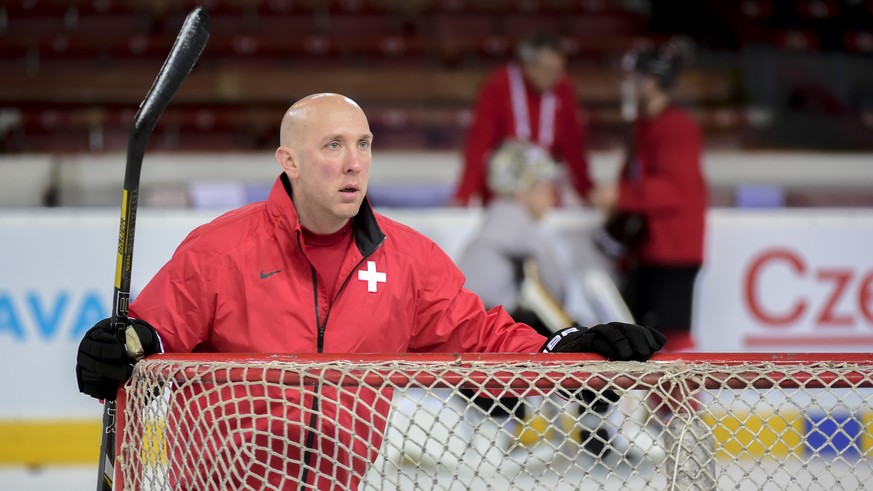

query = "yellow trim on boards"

[0,419,167,466]
[3,412,871,466]
[703,410,805,459]
[0,420,102,465]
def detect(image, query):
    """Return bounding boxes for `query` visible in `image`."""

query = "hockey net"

[116,353,873,490]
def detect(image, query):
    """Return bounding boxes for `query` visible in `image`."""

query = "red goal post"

[115,353,873,490]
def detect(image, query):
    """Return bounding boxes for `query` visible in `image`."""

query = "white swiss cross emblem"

[358,260,386,293]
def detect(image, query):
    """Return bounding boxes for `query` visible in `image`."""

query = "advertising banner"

[695,210,873,352]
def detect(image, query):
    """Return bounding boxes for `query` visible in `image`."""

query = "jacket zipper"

[299,265,321,488]
[296,231,322,487]
[313,266,325,352]
[297,233,385,487]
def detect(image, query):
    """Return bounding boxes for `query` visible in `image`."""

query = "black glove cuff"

[541,326,590,353]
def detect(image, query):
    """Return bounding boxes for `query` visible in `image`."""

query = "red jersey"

[454,64,592,205]
[129,174,546,489]
[616,106,707,265]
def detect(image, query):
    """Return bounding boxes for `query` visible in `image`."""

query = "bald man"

[76,93,664,490]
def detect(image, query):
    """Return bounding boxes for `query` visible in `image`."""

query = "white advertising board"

[695,209,873,352]
[0,209,219,419]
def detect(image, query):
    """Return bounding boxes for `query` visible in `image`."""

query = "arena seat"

[738,0,774,20]
[3,11,67,38]
[775,29,821,51]
[797,0,839,20]
[843,31,873,54]
[432,12,499,36]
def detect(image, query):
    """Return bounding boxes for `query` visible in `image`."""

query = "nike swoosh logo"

[260,269,284,279]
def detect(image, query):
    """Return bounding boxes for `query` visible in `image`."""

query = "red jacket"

[129,174,546,489]
[616,106,707,265]
[454,65,592,205]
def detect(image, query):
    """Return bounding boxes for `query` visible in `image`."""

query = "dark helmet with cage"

[623,37,692,90]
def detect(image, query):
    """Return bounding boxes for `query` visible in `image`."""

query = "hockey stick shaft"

[96,7,210,491]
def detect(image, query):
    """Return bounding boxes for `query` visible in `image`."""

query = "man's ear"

[275,146,299,178]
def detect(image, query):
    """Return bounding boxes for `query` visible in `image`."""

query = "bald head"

[274,93,373,234]
[280,93,366,148]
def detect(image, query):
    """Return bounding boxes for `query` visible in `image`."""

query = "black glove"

[542,323,665,412]
[541,322,666,361]
[76,317,161,401]
[592,212,648,259]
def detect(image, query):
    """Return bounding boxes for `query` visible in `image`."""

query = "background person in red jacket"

[75,93,665,489]
[453,32,594,206]
[590,40,707,352]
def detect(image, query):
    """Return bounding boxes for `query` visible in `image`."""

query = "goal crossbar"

[116,352,873,491]
[131,352,873,389]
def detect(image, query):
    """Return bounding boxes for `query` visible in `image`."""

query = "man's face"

[524,47,566,92]
[635,73,661,104]
[279,96,373,232]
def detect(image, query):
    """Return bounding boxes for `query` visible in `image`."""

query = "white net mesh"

[117,353,873,490]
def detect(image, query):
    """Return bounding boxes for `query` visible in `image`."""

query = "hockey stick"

[96,7,210,491]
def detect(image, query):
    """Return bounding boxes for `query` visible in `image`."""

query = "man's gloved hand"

[541,322,667,361]
[76,317,162,401]
[542,322,666,412]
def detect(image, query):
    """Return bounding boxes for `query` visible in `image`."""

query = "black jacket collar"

[280,173,385,257]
